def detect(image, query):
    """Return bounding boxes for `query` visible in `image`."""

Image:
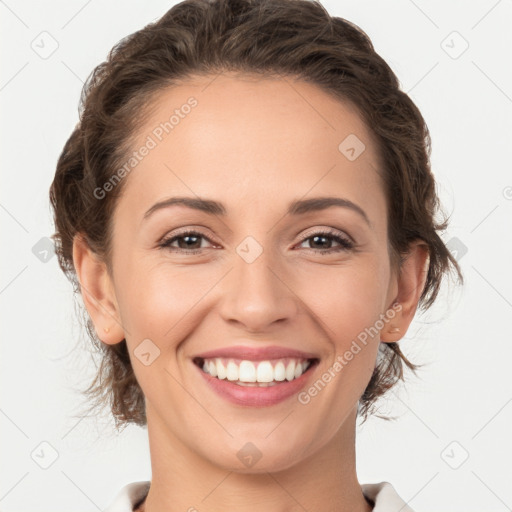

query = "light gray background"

[1,0,511,510]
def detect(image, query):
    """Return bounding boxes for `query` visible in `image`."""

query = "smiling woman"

[48,0,463,511]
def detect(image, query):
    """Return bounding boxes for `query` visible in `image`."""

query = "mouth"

[192,356,320,387]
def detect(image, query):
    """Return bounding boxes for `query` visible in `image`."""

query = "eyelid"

[157,226,220,246]
[297,225,355,244]
[158,225,355,254]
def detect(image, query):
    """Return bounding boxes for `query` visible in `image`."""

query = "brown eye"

[159,231,213,253]
[297,230,354,254]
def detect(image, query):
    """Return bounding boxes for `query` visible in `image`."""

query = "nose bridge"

[218,235,298,331]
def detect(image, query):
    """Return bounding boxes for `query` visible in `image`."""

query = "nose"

[218,246,299,333]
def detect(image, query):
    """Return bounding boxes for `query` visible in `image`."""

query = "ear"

[72,233,125,345]
[380,240,430,343]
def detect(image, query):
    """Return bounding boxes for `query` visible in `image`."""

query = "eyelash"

[158,228,355,255]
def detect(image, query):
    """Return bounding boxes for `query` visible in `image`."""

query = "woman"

[49,0,463,510]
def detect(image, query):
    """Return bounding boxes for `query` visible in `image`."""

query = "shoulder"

[361,481,415,511]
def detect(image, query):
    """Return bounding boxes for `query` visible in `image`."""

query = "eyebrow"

[143,196,371,227]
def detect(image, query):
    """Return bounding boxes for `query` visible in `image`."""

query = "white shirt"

[103,480,414,511]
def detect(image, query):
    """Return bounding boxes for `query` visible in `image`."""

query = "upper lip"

[194,345,319,361]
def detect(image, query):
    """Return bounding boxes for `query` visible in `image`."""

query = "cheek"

[115,262,199,336]
[113,253,226,357]
[300,255,389,340]
[301,256,388,388]
[115,250,389,345]
[112,261,210,394]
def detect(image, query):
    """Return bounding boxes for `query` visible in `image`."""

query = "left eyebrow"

[143,195,372,227]
[287,197,371,227]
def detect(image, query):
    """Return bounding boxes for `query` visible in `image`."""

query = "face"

[90,72,408,472]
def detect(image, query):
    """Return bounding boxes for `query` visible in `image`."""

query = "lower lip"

[194,360,318,407]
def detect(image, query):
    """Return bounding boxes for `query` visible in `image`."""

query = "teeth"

[208,360,217,377]
[235,381,279,387]
[274,361,286,381]
[200,357,312,384]
[226,361,239,381]
[257,361,274,382]
[240,360,257,382]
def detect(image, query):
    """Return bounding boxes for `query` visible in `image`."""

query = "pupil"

[312,235,329,248]
[181,235,199,249]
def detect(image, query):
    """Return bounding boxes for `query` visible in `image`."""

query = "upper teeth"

[201,358,311,383]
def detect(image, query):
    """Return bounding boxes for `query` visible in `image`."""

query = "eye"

[158,228,355,255]
[158,230,215,254]
[296,229,354,254]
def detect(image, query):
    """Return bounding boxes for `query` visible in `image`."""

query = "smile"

[194,356,314,385]
[193,356,319,406]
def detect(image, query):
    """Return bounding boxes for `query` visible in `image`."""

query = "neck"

[140,404,373,512]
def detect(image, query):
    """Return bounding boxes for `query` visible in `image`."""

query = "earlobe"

[381,240,430,343]
[72,233,125,345]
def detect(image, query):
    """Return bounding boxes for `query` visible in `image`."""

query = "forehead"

[116,72,385,224]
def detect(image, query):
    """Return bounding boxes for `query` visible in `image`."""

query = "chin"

[204,438,310,475]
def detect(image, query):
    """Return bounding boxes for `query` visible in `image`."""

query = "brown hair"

[49,0,463,430]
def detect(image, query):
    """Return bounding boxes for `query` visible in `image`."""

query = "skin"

[73,72,429,512]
